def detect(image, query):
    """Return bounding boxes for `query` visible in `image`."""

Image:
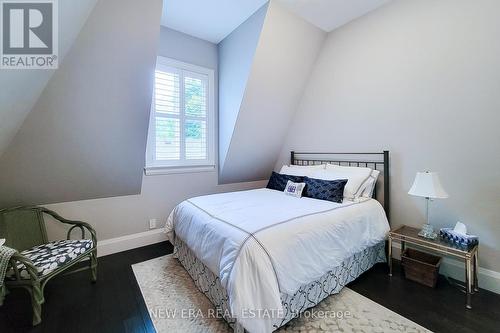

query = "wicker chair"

[0,207,97,325]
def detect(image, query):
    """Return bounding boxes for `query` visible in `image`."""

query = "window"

[145,57,215,174]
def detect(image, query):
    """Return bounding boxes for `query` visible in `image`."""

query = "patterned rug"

[132,255,431,333]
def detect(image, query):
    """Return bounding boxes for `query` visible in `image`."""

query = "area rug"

[132,255,431,333]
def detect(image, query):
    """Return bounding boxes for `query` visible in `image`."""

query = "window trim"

[145,57,215,175]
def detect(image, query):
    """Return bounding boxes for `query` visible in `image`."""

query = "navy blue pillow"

[267,172,304,192]
[303,177,348,203]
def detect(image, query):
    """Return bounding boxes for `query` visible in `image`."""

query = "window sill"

[144,165,216,176]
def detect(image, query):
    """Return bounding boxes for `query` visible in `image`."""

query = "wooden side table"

[388,225,479,309]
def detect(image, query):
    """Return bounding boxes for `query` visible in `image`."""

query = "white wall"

[44,27,266,242]
[218,3,268,171]
[220,1,326,183]
[278,0,500,272]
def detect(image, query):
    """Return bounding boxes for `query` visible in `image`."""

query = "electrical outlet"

[149,218,157,229]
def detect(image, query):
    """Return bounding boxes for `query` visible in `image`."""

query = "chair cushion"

[7,239,93,279]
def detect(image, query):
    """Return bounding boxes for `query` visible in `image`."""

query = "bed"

[165,151,391,333]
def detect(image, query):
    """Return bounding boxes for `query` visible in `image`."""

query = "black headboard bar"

[290,151,390,223]
[383,150,390,221]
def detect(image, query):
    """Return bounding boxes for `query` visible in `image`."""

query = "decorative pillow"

[312,165,374,200]
[279,164,325,177]
[284,180,306,198]
[267,172,304,192]
[303,177,348,203]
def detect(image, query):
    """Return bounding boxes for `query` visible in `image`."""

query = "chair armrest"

[8,252,39,281]
[39,208,97,246]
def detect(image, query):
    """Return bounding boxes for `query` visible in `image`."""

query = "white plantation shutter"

[154,70,181,160]
[184,73,208,160]
[146,57,214,172]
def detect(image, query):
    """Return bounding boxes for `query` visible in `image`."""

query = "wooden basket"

[401,248,442,288]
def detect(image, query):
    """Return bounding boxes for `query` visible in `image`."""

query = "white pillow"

[284,180,305,198]
[279,164,325,177]
[311,164,374,200]
[360,169,380,198]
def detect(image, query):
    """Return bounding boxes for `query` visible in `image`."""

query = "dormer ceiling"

[161,0,390,44]
[161,0,268,43]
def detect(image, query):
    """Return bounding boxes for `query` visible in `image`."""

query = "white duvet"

[165,188,389,333]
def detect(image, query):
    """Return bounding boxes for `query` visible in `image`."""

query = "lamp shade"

[408,172,449,199]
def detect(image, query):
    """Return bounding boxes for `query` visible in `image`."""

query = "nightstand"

[388,225,479,309]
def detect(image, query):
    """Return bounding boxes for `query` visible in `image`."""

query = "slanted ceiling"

[0,0,98,158]
[219,1,326,183]
[0,0,163,207]
[218,3,269,172]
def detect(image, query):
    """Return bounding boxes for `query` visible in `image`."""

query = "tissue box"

[439,228,478,250]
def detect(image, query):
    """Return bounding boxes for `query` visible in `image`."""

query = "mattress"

[165,188,389,332]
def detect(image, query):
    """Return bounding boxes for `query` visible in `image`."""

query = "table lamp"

[408,171,448,239]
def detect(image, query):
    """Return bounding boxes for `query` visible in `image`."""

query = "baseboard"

[391,243,500,294]
[97,229,167,257]
[439,257,500,294]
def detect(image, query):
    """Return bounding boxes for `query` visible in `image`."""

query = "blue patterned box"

[439,228,478,250]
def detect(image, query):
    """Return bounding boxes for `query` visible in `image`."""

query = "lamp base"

[418,223,438,240]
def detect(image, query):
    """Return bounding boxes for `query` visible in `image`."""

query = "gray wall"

[218,3,268,170]
[0,0,163,207]
[43,27,266,241]
[219,1,326,183]
[278,0,500,272]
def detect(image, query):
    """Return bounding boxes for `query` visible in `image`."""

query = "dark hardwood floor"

[348,263,500,333]
[1,241,498,333]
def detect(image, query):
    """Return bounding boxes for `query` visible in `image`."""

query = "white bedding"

[165,188,389,333]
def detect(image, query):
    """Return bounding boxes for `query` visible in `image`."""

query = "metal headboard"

[290,151,390,223]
